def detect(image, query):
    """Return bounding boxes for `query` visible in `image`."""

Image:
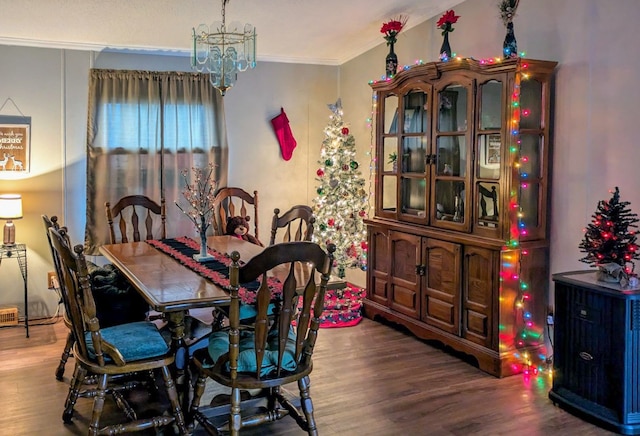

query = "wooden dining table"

[99,235,346,407]
[99,236,263,403]
[100,236,263,355]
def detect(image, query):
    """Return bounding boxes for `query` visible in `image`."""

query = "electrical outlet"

[47,271,57,289]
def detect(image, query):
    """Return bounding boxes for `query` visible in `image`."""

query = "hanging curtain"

[84,69,228,254]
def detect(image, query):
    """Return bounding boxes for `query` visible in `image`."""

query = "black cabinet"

[550,271,640,435]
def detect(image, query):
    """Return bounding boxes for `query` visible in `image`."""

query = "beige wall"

[222,62,338,243]
[2,0,640,318]
[0,48,339,318]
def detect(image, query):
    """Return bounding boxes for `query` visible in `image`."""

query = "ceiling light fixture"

[191,0,257,96]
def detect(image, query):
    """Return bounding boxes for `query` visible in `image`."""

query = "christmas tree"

[579,186,640,275]
[312,99,368,278]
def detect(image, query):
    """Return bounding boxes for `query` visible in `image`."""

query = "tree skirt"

[315,283,366,328]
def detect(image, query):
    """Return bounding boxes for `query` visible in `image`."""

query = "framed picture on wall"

[0,115,31,174]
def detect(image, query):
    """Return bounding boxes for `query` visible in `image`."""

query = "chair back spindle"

[211,187,258,239]
[269,205,315,245]
[105,195,166,244]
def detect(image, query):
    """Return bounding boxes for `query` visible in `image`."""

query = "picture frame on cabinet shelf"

[486,135,501,164]
[480,134,501,170]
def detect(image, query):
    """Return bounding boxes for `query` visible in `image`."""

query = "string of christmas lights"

[367,92,377,219]
[369,52,528,85]
[508,62,547,377]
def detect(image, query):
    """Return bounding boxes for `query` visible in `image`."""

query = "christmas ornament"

[328,98,342,115]
[317,168,324,177]
[350,161,359,170]
[317,187,325,195]
[330,179,339,188]
[325,159,333,166]
[342,127,349,135]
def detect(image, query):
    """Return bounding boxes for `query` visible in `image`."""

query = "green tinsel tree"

[579,186,640,274]
[312,99,368,278]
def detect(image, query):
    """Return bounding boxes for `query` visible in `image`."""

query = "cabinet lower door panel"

[463,246,497,347]
[391,284,419,318]
[368,228,390,306]
[371,276,389,305]
[390,231,421,318]
[423,239,461,334]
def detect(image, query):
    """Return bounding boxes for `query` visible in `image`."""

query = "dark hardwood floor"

[0,316,614,435]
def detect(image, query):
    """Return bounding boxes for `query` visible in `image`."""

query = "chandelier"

[191,0,257,96]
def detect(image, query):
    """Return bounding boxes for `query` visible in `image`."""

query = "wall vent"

[0,307,18,327]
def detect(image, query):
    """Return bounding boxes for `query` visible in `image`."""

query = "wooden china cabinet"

[365,58,557,377]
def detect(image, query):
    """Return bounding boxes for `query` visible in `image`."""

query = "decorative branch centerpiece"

[380,16,408,78]
[436,10,460,61]
[579,187,640,286]
[175,163,218,262]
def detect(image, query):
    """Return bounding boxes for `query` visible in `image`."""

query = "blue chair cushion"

[238,302,275,321]
[85,321,170,363]
[207,328,297,376]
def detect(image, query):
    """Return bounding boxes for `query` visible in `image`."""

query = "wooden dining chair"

[189,241,335,435]
[211,187,259,240]
[48,226,187,435]
[105,194,166,244]
[43,215,76,381]
[269,205,316,245]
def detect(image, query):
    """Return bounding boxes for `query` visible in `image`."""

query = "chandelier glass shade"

[191,0,257,96]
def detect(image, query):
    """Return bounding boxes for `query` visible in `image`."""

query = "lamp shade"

[0,194,23,220]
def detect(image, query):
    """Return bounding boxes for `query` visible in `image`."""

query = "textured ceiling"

[0,0,464,65]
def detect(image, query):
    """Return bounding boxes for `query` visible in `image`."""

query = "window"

[85,70,228,254]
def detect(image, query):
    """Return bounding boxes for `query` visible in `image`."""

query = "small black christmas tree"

[579,187,640,277]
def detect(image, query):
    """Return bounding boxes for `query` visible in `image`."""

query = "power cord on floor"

[545,311,554,370]
[28,283,64,326]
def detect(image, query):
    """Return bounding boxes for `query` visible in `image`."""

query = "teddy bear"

[225,215,263,246]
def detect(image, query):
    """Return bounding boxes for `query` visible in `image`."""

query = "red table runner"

[146,237,282,304]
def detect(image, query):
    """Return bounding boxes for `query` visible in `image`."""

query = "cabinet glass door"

[474,78,503,237]
[400,90,428,175]
[518,78,545,240]
[377,93,399,217]
[432,81,471,231]
[399,88,429,223]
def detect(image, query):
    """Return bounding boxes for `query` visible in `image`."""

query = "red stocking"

[270,108,297,161]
